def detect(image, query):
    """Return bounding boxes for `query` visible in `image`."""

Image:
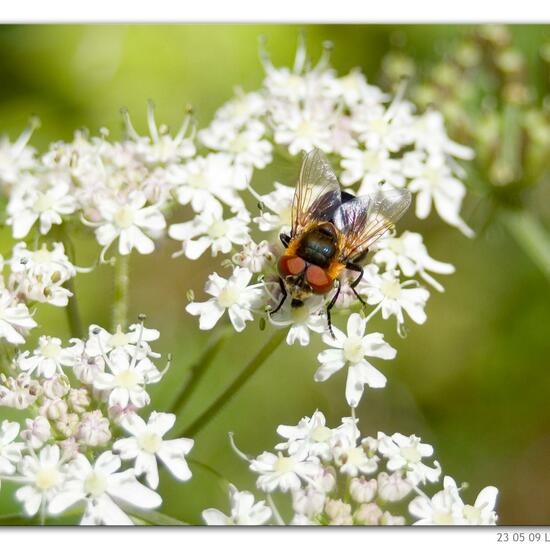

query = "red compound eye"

[305,265,334,294]
[278,255,306,277]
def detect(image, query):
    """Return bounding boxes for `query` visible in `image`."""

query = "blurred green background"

[0,24,549,526]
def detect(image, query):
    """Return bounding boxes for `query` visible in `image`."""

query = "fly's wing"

[291,148,342,237]
[334,185,412,263]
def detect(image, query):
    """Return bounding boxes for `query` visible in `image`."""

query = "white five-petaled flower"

[315,313,396,407]
[0,288,37,345]
[371,231,455,292]
[15,444,66,517]
[186,267,263,332]
[275,410,334,460]
[268,296,326,347]
[404,152,473,237]
[16,336,82,379]
[8,180,77,239]
[94,191,166,256]
[113,411,193,489]
[48,451,162,525]
[199,119,273,169]
[250,449,322,493]
[169,210,250,260]
[377,432,441,486]
[409,475,497,526]
[0,420,24,475]
[92,349,161,409]
[340,144,405,195]
[168,153,246,216]
[85,323,159,360]
[202,484,272,525]
[252,182,295,233]
[359,266,430,334]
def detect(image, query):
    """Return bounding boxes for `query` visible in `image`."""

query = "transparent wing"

[334,185,412,262]
[291,148,342,236]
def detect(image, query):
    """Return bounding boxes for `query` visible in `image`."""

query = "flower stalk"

[499,207,550,281]
[178,329,286,438]
[169,323,232,415]
[112,253,130,331]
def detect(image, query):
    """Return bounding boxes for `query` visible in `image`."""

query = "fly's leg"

[269,277,287,315]
[345,261,366,306]
[326,279,341,339]
[280,233,291,248]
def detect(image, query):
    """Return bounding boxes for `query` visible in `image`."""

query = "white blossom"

[250,449,321,493]
[315,313,396,407]
[202,484,272,525]
[169,210,250,260]
[186,267,263,332]
[92,349,161,409]
[0,420,25,475]
[0,288,37,345]
[93,191,166,257]
[15,444,66,517]
[48,451,162,525]
[371,231,455,292]
[113,411,193,489]
[377,432,441,485]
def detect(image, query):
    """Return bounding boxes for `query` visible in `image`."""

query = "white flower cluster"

[203,411,498,526]
[0,38,496,526]
[183,42,467,407]
[0,320,193,525]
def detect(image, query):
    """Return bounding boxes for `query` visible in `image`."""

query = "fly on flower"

[273,148,411,335]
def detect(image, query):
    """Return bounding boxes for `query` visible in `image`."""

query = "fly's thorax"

[296,222,339,268]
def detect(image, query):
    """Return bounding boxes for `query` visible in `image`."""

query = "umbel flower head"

[0,319,195,525]
[204,411,498,526]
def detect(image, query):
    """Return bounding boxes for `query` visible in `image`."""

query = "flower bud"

[354,502,383,525]
[77,410,111,447]
[59,437,80,461]
[43,376,70,399]
[292,488,325,518]
[381,511,406,525]
[349,477,377,503]
[377,471,412,502]
[56,412,79,438]
[20,416,51,449]
[40,398,68,421]
[325,498,352,525]
[68,388,91,414]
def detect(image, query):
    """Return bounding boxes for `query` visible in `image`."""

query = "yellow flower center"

[114,206,135,229]
[41,341,61,359]
[84,472,108,497]
[274,454,295,474]
[208,220,227,239]
[138,431,162,454]
[381,279,402,300]
[400,446,421,463]
[35,467,60,491]
[362,150,381,171]
[108,326,130,349]
[343,335,365,364]
[311,425,331,443]
[33,193,54,213]
[218,286,239,308]
[115,369,138,389]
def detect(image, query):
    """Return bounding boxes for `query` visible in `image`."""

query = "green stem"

[499,207,550,281]
[178,329,286,438]
[64,277,84,339]
[112,253,130,331]
[169,324,232,415]
[123,506,189,526]
[57,225,84,339]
